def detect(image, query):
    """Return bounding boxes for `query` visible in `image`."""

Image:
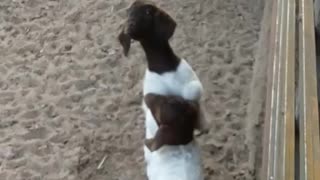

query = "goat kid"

[118,0,209,139]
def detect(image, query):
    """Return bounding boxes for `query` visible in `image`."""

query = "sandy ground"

[0,0,265,180]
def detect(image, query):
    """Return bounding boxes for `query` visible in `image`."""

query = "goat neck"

[139,37,180,74]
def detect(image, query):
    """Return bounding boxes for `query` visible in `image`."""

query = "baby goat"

[118,1,208,179]
[143,93,204,180]
[118,0,209,138]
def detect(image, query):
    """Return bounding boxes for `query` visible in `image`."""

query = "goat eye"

[145,8,151,15]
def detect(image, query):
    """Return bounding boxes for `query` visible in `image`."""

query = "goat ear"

[154,8,176,40]
[144,93,158,109]
[145,138,157,152]
[145,126,170,152]
[118,23,131,56]
[144,94,163,125]
[145,137,164,152]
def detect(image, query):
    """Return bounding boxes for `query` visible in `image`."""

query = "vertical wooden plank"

[283,0,296,178]
[261,0,278,177]
[298,0,320,179]
[261,0,296,179]
[314,0,320,33]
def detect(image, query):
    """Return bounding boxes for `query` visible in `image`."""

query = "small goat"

[143,93,204,180]
[118,1,207,179]
[118,0,209,138]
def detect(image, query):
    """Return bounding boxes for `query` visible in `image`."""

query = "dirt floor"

[0,0,265,180]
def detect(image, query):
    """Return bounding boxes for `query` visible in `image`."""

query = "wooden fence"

[261,0,320,179]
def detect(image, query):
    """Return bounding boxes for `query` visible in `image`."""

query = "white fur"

[143,59,203,100]
[142,59,205,180]
[144,141,203,180]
